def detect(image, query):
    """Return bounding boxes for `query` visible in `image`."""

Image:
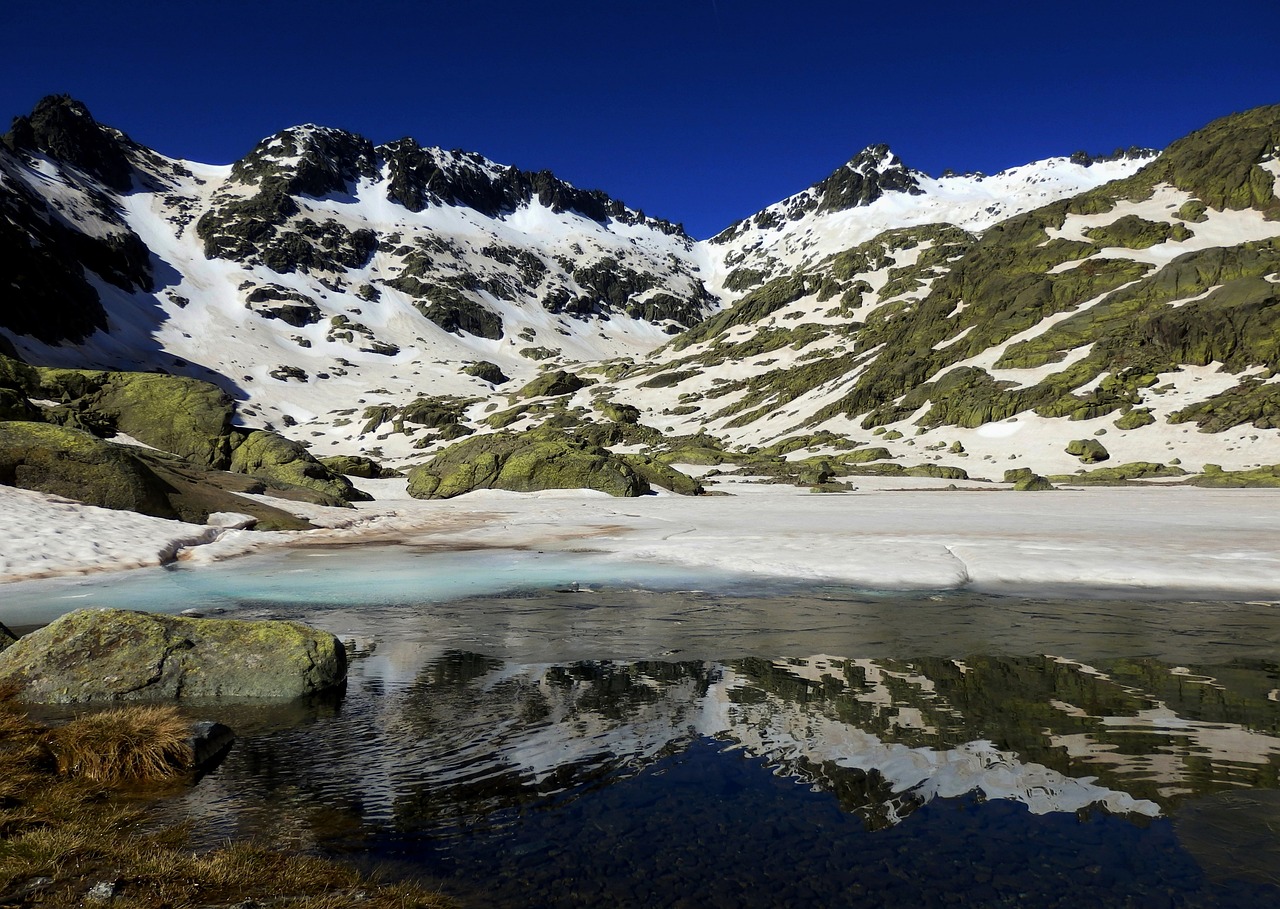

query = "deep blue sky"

[3,1,1278,238]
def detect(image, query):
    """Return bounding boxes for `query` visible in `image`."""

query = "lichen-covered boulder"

[617,453,704,495]
[318,454,400,479]
[406,426,649,499]
[1004,467,1054,490]
[0,421,179,518]
[0,609,346,703]
[462,360,509,385]
[1187,464,1280,488]
[229,430,369,503]
[0,621,16,652]
[1066,439,1110,463]
[35,368,236,468]
[517,369,590,398]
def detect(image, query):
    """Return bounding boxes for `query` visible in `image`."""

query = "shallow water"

[8,547,1280,907]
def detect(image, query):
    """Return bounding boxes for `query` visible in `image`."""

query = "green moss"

[1114,408,1157,430]
[34,368,236,468]
[1074,103,1280,218]
[318,454,400,479]
[1169,377,1280,431]
[462,361,509,385]
[1083,215,1193,249]
[673,275,809,349]
[0,387,40,421]
[485,404,532,429]
[617,454,703,495]
[406,426,649,499]
[1014,474,1055,491]
[1066,438,1110,463]
[0,421,178,518]
[1175,200,1209,223]
[518,369,591,398]
[599,401,641,424]
[1047,462,1185,485]
[1187,464,1280,487]
[835,446,892,464]
[228,430,367,503]
[756,431,857,457]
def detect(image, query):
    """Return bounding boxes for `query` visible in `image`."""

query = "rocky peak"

[379,137,687,236]
[2,95,136,192]
[229,124,378,198]
[1068,147,1160,167]
[811,143,923,214]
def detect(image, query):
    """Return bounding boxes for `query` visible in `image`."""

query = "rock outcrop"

[0,621,16,652]
[0,609,346,703]
[406,425,650,499]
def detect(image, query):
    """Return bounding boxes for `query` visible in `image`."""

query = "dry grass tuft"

[0,693,459,909]
[48,705,194,783]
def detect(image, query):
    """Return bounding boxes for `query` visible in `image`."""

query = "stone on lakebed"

[0,609,345,703]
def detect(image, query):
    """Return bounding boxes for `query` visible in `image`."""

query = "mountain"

[3,94,1280,514]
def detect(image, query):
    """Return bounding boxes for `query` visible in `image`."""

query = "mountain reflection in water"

[159,586,1280,907]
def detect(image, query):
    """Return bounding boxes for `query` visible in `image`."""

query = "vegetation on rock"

[406,425,650,499]
[0,609,347,703]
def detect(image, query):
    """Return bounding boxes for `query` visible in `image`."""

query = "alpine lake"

[6,543,1280,909]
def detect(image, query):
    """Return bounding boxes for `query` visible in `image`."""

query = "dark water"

[11,549,1280,907]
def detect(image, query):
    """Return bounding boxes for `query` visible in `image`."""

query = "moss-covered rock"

[122,449,316,530]
[0,621,19,652]
[462,361,510,385]
[837,447,893,464]
[1168,377,1280,432]
[406,426,649,499]
[0,609,346,703]
[518,369,591,398]
[0,387,40,421]
[1114,408,1157,430]
[1186,464,1280,488]
[1083,215,1193,249]
[1014,474,1055,491]
[33,368,235,468]
[318,454,401,479]
[0,421,179,518]
[1066,438,1110,463]
[228,430,368,503]
[617,453,704,495]
[1048,462,1185,485]
[599,401,641,424]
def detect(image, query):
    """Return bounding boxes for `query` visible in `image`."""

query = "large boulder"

[517,369,591,398]
[318,453,401,479]
[618,453,704,495]
[34,368,236,468]
[406,425,649,499]
[0,422,317,527]
[1066,438,1110,463]
[229,430,370,503]
[0,609,346,703]
[0,421,179,518]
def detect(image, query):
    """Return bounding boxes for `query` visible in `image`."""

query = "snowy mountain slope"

[0,96,714,463]
[4,95,1280,486]
[601,104,1280,481]
[698,144,1156,301]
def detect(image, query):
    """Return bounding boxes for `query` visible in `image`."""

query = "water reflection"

[165,636,1280,906]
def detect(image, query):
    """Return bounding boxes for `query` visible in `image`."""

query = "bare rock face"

[0,609,346,703]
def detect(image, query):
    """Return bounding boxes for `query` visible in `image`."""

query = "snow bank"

[5,479,1280,597]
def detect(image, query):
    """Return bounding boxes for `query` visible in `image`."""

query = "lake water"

[7,544,1280,907]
